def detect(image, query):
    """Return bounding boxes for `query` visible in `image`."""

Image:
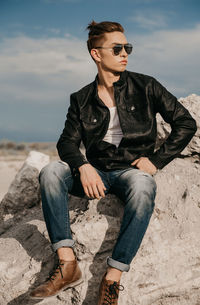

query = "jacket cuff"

[71,160,89,176]
[59,155,89,176]
[148,154,167,170]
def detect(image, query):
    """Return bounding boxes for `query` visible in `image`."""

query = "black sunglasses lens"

[113,44,133,55]
[113,45,123,55]
[124,44,133,54]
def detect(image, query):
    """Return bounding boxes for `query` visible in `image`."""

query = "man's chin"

[113,67,126,74]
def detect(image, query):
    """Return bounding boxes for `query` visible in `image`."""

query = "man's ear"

[90,49,101,63]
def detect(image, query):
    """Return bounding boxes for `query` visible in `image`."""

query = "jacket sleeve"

[56,93,89,173]
[148,78,197,169]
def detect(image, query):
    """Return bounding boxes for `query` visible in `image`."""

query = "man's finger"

[131,158,140,166]
[92,185,101,199]
[83,186,90,198]
[97,183,105,198]
[87,185,94,198]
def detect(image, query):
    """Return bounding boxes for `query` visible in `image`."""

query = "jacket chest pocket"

[124,94,149,121]
[122,95,153,134]
[80,112,102,135]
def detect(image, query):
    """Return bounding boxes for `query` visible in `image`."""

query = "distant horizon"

[0,139,57,143]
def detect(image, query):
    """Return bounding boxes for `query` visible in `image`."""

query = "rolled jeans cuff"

[52,239,75,252]
[106,256,130,272]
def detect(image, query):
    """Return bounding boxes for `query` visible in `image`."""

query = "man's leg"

[97,168,157,305]
[30,160,85,298]
[107,167,157,273]
[39,160,77,255]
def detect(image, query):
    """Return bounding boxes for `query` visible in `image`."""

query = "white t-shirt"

[103,106,123,147]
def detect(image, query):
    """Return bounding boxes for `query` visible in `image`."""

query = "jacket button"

[93,118,97,122]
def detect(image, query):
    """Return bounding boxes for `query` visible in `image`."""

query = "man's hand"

[131,157,157,175]
[78,163,106,199]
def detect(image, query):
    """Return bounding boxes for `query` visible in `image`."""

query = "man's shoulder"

[71,80,95,100]
[126,70,156,83]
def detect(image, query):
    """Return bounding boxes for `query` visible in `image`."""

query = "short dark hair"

[86,20,124,54]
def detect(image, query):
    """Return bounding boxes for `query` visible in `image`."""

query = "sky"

[0,0,200,142]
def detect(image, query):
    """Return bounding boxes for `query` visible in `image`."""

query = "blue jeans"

[39,160,157,272]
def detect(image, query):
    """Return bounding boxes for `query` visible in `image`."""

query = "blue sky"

[0,0,200,142]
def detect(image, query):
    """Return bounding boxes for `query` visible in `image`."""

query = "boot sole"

[30,277,84,299]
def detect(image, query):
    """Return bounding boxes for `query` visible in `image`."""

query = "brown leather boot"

[98,272,124,305]
[30,259,83,299]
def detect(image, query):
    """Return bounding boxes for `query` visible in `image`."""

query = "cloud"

[0,31,96,141]
[128,23,200,96]
[47,28,61,35]
[0,33,96,109]
[0,35,93,75]
[42,0,81,3]
[129,10,171,30]
[0,25,199,106]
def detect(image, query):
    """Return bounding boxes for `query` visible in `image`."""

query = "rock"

[155,94,200,156]
[178,94,200,155]
[0,153,200,304]
[0,151,49,216]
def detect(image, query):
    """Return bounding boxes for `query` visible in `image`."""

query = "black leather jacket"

[57,70,197,173]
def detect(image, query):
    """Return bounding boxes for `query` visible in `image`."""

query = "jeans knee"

[138,178,156,212]
[39,160,70,184]
[133,188,155,217]
[39,161,56,182]
[127,174,156,209]
[139,173,156,195]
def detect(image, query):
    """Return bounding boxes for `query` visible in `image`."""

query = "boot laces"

[47,260,64,281]
[103,281,124,304]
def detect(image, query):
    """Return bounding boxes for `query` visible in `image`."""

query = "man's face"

[92,31,130,73]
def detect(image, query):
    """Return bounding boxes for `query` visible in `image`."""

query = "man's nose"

[121,47,128,57]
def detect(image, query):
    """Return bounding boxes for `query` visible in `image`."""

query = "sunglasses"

[95,43,133,56]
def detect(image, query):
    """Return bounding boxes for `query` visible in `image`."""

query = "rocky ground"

[0,94,199,305]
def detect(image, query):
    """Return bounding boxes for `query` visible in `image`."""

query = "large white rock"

[178,94,200,155]
[0,151,49,217]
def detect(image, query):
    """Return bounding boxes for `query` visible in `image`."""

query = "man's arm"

[56,93,106,198]
[56,93,89,172]
[147,78,197,169]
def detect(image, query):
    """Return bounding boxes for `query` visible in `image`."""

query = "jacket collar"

[113,70,127,87]
[94,70,127,87]
[93,70,127,99]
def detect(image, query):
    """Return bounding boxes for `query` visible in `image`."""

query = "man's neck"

[97,69,121,91]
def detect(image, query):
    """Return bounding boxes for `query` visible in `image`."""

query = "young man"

[30,21,197,304]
